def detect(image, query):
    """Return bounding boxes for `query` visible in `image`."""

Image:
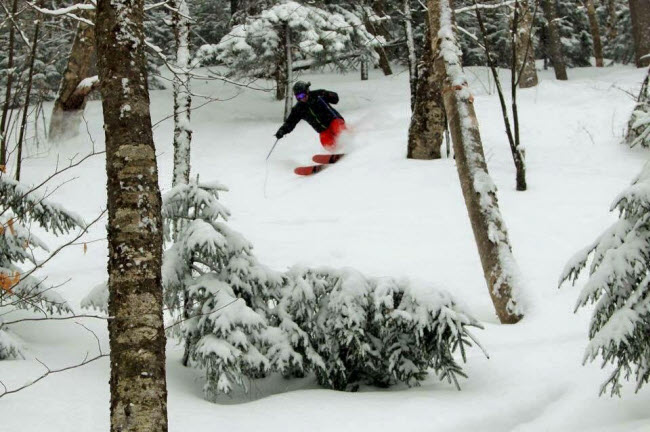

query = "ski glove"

[275,129,285,139]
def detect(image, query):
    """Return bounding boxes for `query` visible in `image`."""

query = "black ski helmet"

[292,81,311,95]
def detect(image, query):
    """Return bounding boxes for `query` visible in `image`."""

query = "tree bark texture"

[585,0,604,67]
[407,25,444,160]
[171,0,192,187]
[404,0,418,110]
[427,0,524,324]
[513,0,538,88]
[276,24,288,102]
[49,14,97,142]
[541,0,568,80]
[629,0,650,67]
[0,0,19,167]
[365,0,393,76]
[360,56,369,80]
[95,0,169,427]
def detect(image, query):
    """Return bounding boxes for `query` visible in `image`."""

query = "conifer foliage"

[197,1,382,95]
[0,175,84,359]
[82,178,486,399]
[560,162,650,395]
[626,68,650,148]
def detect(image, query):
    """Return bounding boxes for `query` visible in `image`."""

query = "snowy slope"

[1,64,649,432]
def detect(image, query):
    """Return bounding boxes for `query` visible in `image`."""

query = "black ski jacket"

[277,89,344,136]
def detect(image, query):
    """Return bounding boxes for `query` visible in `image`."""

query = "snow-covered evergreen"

[84,177,484,399]
[626,69,650,148]
[196,1,382,87]
[0,175,84,359]
[560,161,650,396]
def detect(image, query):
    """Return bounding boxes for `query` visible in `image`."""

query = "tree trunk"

[513,0,539,88]
[606,0,617,41]
[284,24,293,120]
[365,0,393,76]
[427,0,524,324]
[541,0,568,80]
[171,0,192,188]
[629,0,650,67]
[407,25,444,160]
[360,56,369,80]
[95,0,169,427]
[404,0,418,110]
[276,24,288,103]
[16,10,43,181]
[0,0,19,167]
[49,13,97,142]
[585,0,604,67]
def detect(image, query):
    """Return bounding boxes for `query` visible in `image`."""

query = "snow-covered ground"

[1,64,649,431]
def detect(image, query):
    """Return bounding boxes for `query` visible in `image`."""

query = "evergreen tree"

[626,68,650,148]
[197,1,382,100]
[83,178,486,399]
[561,160,650,395]
[0,175,83,359]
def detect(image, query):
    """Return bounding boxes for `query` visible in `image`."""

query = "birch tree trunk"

[585,0,604,67]
[427,0,524,324]
[513,0,538,89]
[171,0,192,188]
[407,25,445,160]
[629,0,650,67]
[0,0,19,167]
[95,0,168,427]
[404,0,418,110]
[49,13,97,142]
[541,0,568,80]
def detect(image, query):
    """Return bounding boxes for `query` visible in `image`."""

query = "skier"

[274,81,346,151]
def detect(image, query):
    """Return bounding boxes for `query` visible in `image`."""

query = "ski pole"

[266,138,280,160]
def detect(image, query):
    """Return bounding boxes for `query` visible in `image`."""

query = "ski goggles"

[295,92,308,101]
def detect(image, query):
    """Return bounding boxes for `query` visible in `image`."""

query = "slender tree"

[95,0,168,427]
[16,3,44,181]
[407,24,445,160]
[428,0,525,324]
[0,0,19,167]
[541,0,568,80]
[404,0,418,110]
[171,0,192,187]
[629,0,650,67]
[585,0,604,67]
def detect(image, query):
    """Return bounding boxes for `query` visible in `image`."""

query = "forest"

[0,0,650,431]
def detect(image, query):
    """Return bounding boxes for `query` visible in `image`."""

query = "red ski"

[312,153,344,164]
[294,154,345,176]
[294,165,326,176]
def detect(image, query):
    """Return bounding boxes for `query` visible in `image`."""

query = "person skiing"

[275,81,346,151]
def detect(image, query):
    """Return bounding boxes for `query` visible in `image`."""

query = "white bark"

[172,0,192,187]
[404,0,418,110]
[427,0,525,324]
